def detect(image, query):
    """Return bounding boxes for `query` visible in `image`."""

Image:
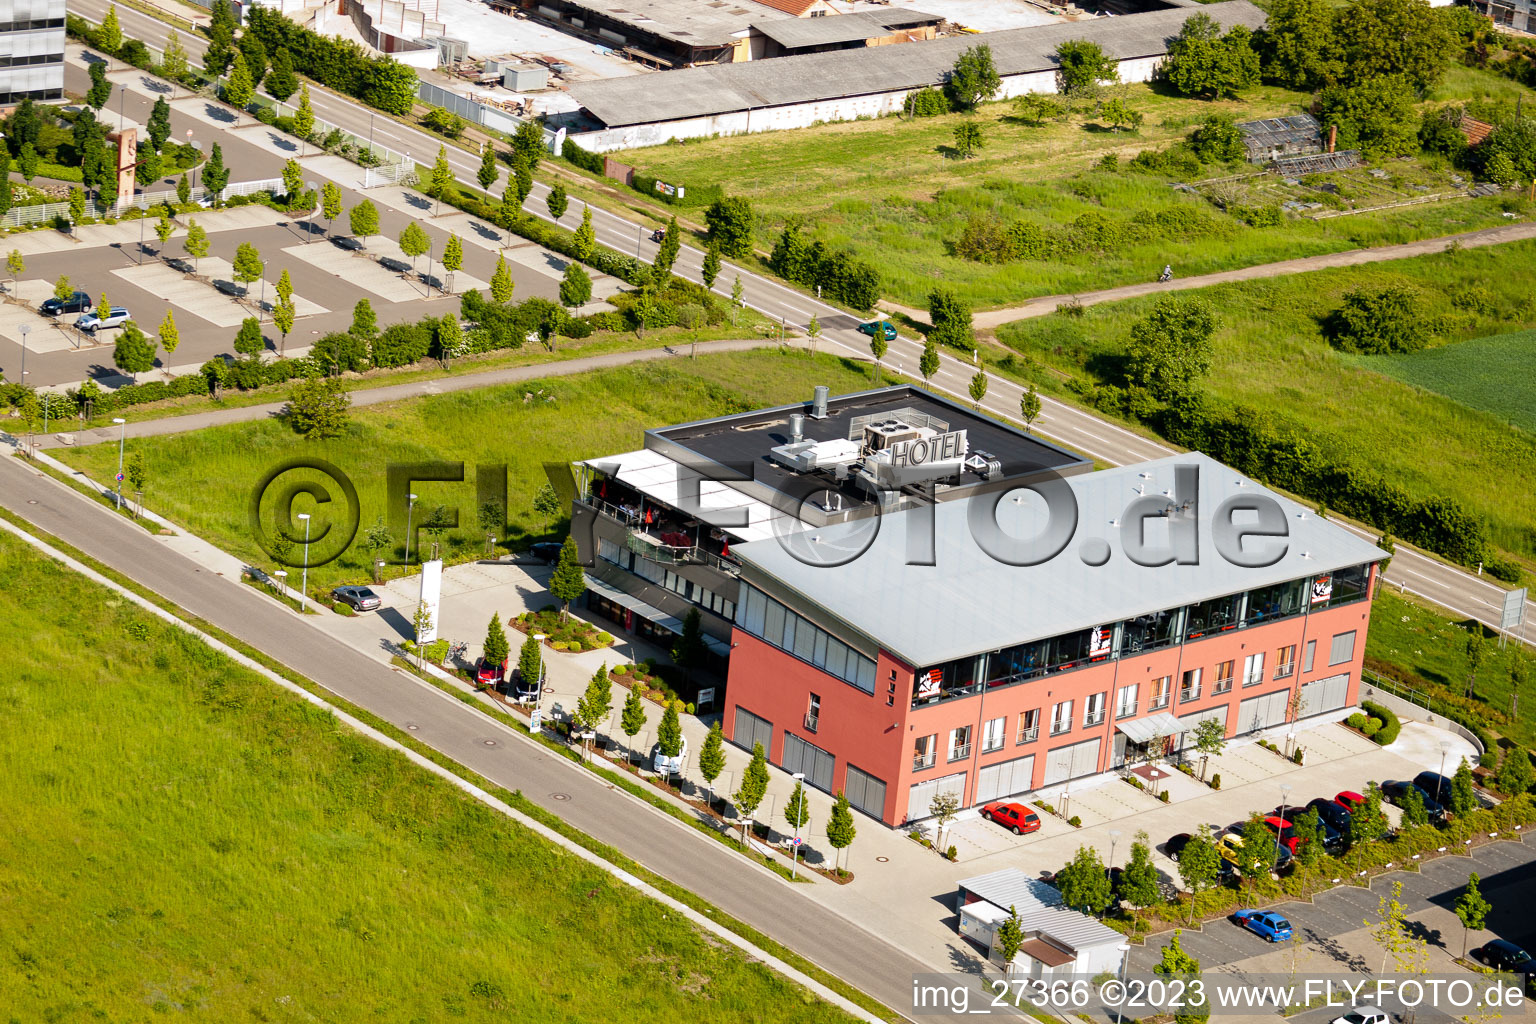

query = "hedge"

[244,8,417,116]
[1359,700,1401,745]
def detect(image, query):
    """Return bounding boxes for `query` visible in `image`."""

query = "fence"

[416,80,559,149]
[362,163,417,188]
[1359,670,1486,758]
[241,91,411,171]
[3,178,288,228]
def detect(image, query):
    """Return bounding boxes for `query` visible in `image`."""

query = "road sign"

[1502,587,1527,631]
[791,837,802,846]
[116,473,124,481]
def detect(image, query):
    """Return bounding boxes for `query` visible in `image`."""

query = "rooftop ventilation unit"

[862,419,922,453]
[789,413,805,443]
[810,385,829,419]
[769,437,862,473]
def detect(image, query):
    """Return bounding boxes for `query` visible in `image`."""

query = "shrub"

[1324,285,1430,354]
[1159,790,1171,802]
[953,216,1014,264]
[1211,773,1221,790]
[1068,815,1082,827]
[562,138,606,174]
[946,845,958,861]
[1363,718,1382,736]
[1346,712,1368,729]
[906,86,952,116]
[1360,700,1400,745]
[1292,747,1304,765]
[255,106,277,125]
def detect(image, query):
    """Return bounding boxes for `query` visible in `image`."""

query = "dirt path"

[879,219,1536,329]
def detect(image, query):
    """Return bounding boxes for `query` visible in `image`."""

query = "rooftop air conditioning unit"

[862,419,921,452]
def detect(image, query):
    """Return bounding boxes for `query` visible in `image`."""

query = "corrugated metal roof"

[558,0,789,47]
[751,8,940,48]
[960,869,1126,951]
[572,1,1264,128]
[1116,712,1189,744]
[731,452,1385,667]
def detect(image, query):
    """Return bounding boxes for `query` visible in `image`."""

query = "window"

[1180,668,1201,703]
[948,726,972,762]
[1310,564,1370,609]
[1303,639,1316,673]
[1119,610,1181,656]
[1214,660,1234,694]
[736,584,876,694]
[1185,594,1240,640]
[1275,645,1297,679]
[1243,578,1307,625]
[1150,675,1171,710]
[1051,701,1073,736]
[982,716,1006,753]
[913,734,936,771]
[1116,684,1138,719]
[1083,692,1106,727]
[1017,709,1040,744]
[805,693,820,733]
[1242,652,1265,687]
[1329,630,1357,666]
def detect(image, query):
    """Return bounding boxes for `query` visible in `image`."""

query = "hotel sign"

[889,430,968,469]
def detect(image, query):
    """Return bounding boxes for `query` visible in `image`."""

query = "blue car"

[1233,909,1293,942]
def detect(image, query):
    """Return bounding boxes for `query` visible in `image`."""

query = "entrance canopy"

[584,573,732,658]
[1116,713,1191,745]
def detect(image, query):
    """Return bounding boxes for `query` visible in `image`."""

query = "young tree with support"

[670,608,706,683]
[1192,717,1226,781]
[701,243,721,290]
[825,791,856,875]
[919,338,939,388]
[545,182,568,220]
[490,254,515,304]
[995,906,1024,973]
[349,199,379,242]
[157,309,179,372]
[202,144,229,205]
[222,51,255,109]
[481,612,509,680]
[282,158,304,202]
[653,216,681,279]
[1455,873,1491,961]
[699,722,726,808]
[233,317,264,360]
[429,146,455,216]
[548,536,586,622]
[1119,831,1161,908]
[620,685,646,764]
[441,234,463,294]
[477,142,498,192]
[321,182,342,236]
[559,262,591,310]
[293,86,315,156]
[516,632,542,694]
[1176,827,1220,924]
[161,30,189,86]
[153,215,175,259]
[574,663,612,736]
[733,742,769,848]
[784,780,810,872]
[869,330,887,383]
[968,368,988,410]
[657,701,683,782]
[1056,845,1113,915]
[573,208,596,263]
[113,321,156,383]
[398,221,429,273]
[272,294,296,358]
[232,242,263,298]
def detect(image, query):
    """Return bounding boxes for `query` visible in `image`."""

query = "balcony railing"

[1116,702,1137,719]
[982,738,1004,754]
[913,752,936,771]
[1180,687,1200,704]
[1017,725,1039,745]
[1150,694,1170,710]
[626,530,694,566]
[1083,710,1105,727]
[1213,679,1232,695]
[803,713,819,733]
[948,743,971,762]
[1274,662,1295,680]
[1050,722,1071,737]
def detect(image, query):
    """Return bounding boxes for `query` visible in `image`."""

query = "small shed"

[957,869,1128,979]
[1237,114,1322,163]
[501,63,549,91]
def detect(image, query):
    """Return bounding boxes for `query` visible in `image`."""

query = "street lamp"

[1273,783,1292,871]
[404,492,418,564]
[112,417,126,509]
[790,771,806,880]
[297,512,312,611]
[529,632,548,725]
[18,323,28,384]
[305,181,317,243]
[1438,740,1452,784]
[1107,828,1122,887]
[190,140,202,192]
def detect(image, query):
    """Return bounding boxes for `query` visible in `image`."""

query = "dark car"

[330,585,381,611]
[1414,771,1455,808]
[981,801,1041,836]
[1278,804,1345,854]
[515,667,542,702]
[1473,939,1534,982]
[528,541,563,564]
[41,290,92,316]
[1165,833,1193,861]
[857,319,897,342]
[1382,780,1447,823]
[1308,798,1353,844]
[476,657,507,686]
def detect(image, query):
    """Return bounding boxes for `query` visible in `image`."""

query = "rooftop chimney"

[810,385,829,420]
[1327,124,1337,154]
[789,413,805,443]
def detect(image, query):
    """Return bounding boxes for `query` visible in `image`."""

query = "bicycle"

[447,640,469,662]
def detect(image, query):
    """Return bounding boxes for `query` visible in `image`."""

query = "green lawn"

[0,531,856,1021]
[993,240,1536,561]
[55,350,884,594]
[1366,328,1536,434]
[622,76,1531,309]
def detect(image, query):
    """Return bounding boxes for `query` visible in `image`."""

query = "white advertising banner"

[417,559,443,643]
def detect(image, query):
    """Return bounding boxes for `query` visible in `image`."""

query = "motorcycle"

[650,228,666,243]
[1158,265,1173,283]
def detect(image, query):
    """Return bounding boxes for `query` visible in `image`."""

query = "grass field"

[1367,328,1536,434]
[993,240,1536,561]
[56,350,883,594]
[0,531,856,1022]
[622,77,1532,309]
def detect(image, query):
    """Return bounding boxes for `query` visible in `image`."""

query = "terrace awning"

[1116,713,1191,745]
[584,574,731,658]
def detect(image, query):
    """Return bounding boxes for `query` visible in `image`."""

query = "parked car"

[981,801,1041,835]
[330,585,381,611]
[528,541,563,564]
[1165,833,1193,861]
[41,290,92,316]
[1232,909,1293,942]
[857,319,898,342]
[1472,939,1535,990]
[651,734,689,775]
[75,306,131,333]
[1278,805,1345,854]
[1382,780,1447,823]
[1220,830,1292,872]
[1307,798,1353,849]
[1262,815,1307,855]
[1414,770,1455,808]
[476,657,507,686]
[515,668,542,702]
[1330,1010,1390,1024]
[1334,790,1366,813]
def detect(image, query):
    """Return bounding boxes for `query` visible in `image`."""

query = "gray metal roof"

[731,452,1386,667]
[750,8,941,49]
[572,0,1264,127]
[569,0,791,48]
[960,869,1126,952]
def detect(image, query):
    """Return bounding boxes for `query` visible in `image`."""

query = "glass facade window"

[1150,675,1171,710]
[982,716,1006,753]
[1180,668,1201,703]
[1243,652,1265,686]
[913,734,936,771]
[736,585,876,694]
[1050,701,1072,736]
[1116,684,1137,719]
[1214,660,1234,694]
[916,655,981,706]
[1185,595,1241,640]
[1017,709,1040,744]
[1120,610,1181,656]
[1310,564,1370,610]
[1244,578,1307,626]
[948,726,971,762]
[1084,692,1106,727]
[1275,645,1296,679]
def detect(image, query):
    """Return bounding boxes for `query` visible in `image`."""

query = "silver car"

[75,306,131,333]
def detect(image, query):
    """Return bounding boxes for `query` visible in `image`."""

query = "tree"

[399,221,430,272]
[281,158,304,201]
[575,663,613,733]
[513,157,534,209]
[1125,295,1218,404]
[701,243,721,290]
[1367,881,1428,977]
[732,742,771,846]
[5,249,22,294]
[1292,808,1326,869]
[477,142,498,192]
[826,791,856,872]
[705,196,754,259]
[429,145,455,216]
[730,275,744,325]
[1162,13,1260,98]
[53,275,72,303]
[152,214,175,257]
[477,612,509,676]
[512,117,546,167]
[348,299,378,343]
[541,184,567,224]
[287,372,350,438]
[1020,384,1041,431]
[620,685,646,763]
[232,241,263,296]
[671,607,707,681]
[68,187,86,234]
[202,144,228,203]
[947,44,1001,110]
[265,48,297,102]
[1496,745,1534,796]
[350,200,379,241]
[1192,717,1226,780]
[1317,76,1420,158]
[1324,284,1426,354]
[176,218,207,276]
[1256,0,1336,91]
[1482,118,1536,184]
[294,86,316,153]
[784,780,810,865]
[238,32,268,87]
[273,270,295,348]
[573,208,596,264]
[146,96,171,154]
[929,790,960,853]
[157,309,180,365]
[1013,93,1064,126]
[101,4,124,54]
[1098,98,1144,132]
[441,234,464,293]
[1189,114,1246,164]
[87,61,113,111]
[125,450,148,513]
[992,905,1025,972]
[654,216,682,280]
[1055,39,1119,99]
[549,535,586,621]
[531,483,562,531]
[1329,0,1456,94]
[516,633,542,692]
[222,50,254,109]
[951,121,984,158]
[1450,757,1476,816]
[699,722,727,805]
[176,173,190,206]
[869,330,888,383]
[919,339,939,387]
[113,322,156,382]
[1056,845,1113,915]
[17,142,38,185]
[1400,782,1428,827]
[1455,873,1491,961]
[1466,630,1486,698]
[234,316,265,359]
[1153,930,1201,979]
[1119,831,1161,908]
[204,0,235,76]
[1177,828,1220,921]
[559,262,592,310]
[321,182,341,236]
[1353,782,1390,843]
[482,255,514,307]
[162,29,189,83]
[658,701,684,777]
[97,292,111,323]
[928,288,973,349]
[476,498,504,554]
[137,145,162,190]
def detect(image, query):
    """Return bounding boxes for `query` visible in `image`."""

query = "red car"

[1334,790,1366,813]
[1263,815,1306,854]
[476,657,507,686]
[981,802,1041,836]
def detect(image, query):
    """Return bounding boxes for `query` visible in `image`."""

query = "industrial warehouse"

[575,385,1383,826]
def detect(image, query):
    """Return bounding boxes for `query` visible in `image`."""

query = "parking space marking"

[111,263,248,327]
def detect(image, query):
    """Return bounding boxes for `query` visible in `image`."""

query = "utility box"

[502,63,549,90]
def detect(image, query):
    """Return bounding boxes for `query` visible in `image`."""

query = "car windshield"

[355,588,376,598]
[1509,948,1532,964]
